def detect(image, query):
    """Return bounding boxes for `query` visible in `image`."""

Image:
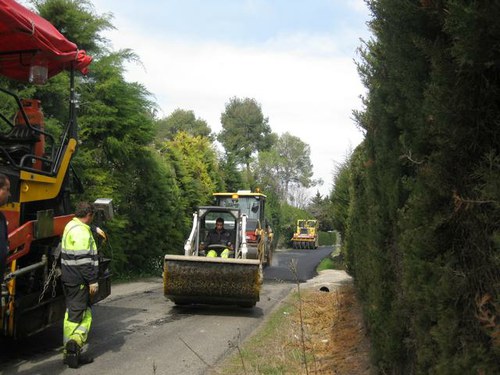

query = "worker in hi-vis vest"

[61,201,104,368]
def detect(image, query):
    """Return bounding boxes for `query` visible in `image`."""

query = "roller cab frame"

[212,190,274,266]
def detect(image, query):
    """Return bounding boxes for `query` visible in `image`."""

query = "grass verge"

[317,248,345,272]
[213,283,372,375]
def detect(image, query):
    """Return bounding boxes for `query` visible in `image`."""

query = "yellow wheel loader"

[163,206,262,307]
[291,219,319,249]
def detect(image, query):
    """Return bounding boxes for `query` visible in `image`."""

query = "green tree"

[218,152,243,192]
[255,132,315,204]
[253,146,281,197]
[155,108,212,142]
[276,132,315,201]
[33,0,113,56]
[159,132,224,215]
[329,158,352,238]
[75,51,188,273]
[308,191,333,232]
[218,97,273,180]
[32,0,187,275]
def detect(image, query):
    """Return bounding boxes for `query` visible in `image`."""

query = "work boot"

[65,339,80,368]
[64,343,94,367]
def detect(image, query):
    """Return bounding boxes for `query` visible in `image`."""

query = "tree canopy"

[255,132,315,204]
[218,97,273,176]
[155,108,212,142]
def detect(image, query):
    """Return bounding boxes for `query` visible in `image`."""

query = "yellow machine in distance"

[291,219,319,249]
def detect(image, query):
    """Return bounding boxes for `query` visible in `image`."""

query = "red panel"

[6,214,74,263]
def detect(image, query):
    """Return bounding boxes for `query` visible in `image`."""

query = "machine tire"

[240,303,255,308]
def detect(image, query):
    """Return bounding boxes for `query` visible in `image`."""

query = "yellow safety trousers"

[207,248,230,258]
[63,306,92,349]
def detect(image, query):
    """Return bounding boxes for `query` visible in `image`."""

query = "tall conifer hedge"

[345,1,500,373]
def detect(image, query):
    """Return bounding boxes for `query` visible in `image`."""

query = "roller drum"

[163,255,262,306]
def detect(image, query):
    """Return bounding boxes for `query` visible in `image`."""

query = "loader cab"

[197,206,240,257]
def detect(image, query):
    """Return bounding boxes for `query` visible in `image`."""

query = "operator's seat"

[0,125,41,165]
[0,125,40,143]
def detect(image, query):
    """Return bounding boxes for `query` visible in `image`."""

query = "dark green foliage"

[218,152,244,193]
[339,0,500,373]
[317,231,336,247]
[154,109,213,142]
[158,132,224,216]
[308,191,334,232]
[79,51,156,149]
[28,0,188,277]
[73,49,186,275]
[218,97,273,176]
[111,149,186,274]
[261,188,282,250]
[329,160,351,238]
[34,0,113,56]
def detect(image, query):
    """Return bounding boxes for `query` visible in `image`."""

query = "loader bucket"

[163,255,262,307]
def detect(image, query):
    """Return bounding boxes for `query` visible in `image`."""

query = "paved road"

[0,246,333,374]
[265,246,333,282]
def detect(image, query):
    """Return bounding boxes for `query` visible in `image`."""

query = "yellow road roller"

[291,219,319,249]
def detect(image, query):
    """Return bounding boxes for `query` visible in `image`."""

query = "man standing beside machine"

[61,202,99,368]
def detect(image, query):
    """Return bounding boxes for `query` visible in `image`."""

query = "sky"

[90,0,372,197]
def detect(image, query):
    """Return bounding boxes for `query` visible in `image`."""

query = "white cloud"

[107,28,365,196]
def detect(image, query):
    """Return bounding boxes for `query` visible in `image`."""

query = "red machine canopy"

[0,0,92,82]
